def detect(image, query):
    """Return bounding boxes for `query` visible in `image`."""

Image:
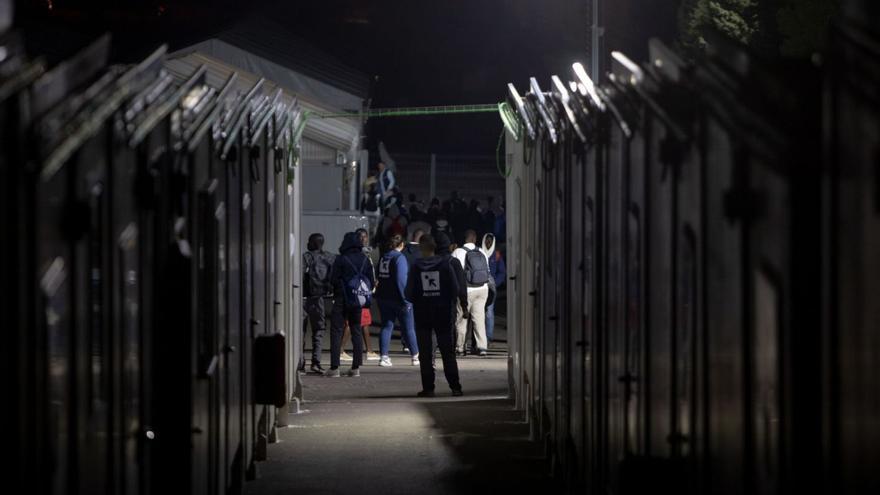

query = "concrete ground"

[245,317,557,495]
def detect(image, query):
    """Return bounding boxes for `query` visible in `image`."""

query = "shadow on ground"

[417,397,560,494]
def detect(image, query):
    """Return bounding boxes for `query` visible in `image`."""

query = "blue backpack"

[342,256,372,309]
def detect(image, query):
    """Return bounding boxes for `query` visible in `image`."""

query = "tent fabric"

[170,38,364,111]
[165,47,362,152]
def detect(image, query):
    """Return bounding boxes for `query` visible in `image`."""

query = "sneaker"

[403,346,410,353]
[366,352,381,361]
[417,390,435,398]
[340,351,353,362]
[452,389,464,397]
[346,368,361,377]
[310,363,325,374]
[324,368,341,378]
[479,349,488,357]
[411,353,420,366]
[379,356,393,367]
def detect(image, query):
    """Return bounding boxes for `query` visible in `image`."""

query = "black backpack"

[463,247,490,286]
[304,251,333,297]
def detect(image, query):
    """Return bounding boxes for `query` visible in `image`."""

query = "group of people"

[301,219,506,396]
[361,162,507,249]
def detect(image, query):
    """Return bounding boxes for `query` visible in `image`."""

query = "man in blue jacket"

[481,233,507,345]
[406,233,466,397]
[376,234,420,367]
[325,232,376,377]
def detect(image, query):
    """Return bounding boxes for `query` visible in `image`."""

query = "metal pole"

[430,153,437,199]
[591,0,602,81]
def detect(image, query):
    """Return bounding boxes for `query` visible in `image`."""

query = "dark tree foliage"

[777,0,838,57]
[677,0,837,58]
[678,0,759,51]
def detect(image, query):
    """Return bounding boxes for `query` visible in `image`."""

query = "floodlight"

[611,51,644,87]
[529,77,559,145]
[572,62,605,112]
[507,83,536,141]
[551,75,586,143]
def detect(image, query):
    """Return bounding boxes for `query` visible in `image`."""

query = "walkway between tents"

[245,319,557,495]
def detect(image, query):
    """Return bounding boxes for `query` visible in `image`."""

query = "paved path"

[245,322,556,495]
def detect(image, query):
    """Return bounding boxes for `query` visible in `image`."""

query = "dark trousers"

[301,296,326,367]
[330,300,364,369]
[414,304,461,392]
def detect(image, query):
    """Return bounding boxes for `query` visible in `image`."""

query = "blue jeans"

[486,302,495,343]
[378,300,419,357]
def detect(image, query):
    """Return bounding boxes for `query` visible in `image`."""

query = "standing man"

[340,228,380,361]
[481,233,506,346]
[403,228,426,266]
[361,177,381,240]
[377,161,396,210]
[406,234,465,397]
[301,233,334,373]
[325,232,375,377]
[452,229,492,356]
[376,234,420,367]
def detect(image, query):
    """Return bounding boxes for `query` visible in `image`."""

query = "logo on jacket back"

[421,271,440,296]
[379,258,392,279]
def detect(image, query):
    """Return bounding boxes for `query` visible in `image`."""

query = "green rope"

[496,125,512,178]
[306,102,520,180]
[316,103,500,119]
[497,101,522,142]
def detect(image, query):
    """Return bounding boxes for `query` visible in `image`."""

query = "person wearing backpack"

[405,234,466,397]
[481,233,506,346]
[376,234,419,367]
[325,232,376,377]
[452,229,492,357]
[301,233,335,374]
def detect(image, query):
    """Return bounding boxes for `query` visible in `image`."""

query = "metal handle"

[667,432,689,445]
[250,152,262,182]
[618,373,637,384]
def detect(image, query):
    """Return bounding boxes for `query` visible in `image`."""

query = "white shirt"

[452,242,490,292]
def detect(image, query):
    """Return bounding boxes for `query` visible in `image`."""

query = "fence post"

[430,153,437,199]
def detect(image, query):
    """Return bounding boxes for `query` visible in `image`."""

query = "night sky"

[14,0,678,154]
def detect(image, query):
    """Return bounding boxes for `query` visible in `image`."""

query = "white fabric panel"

[172,39,363,111]
[164,46,361,151]
[301,165,344,211]
[300,138,337,163]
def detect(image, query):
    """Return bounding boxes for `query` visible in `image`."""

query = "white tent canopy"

[165,39,363,153]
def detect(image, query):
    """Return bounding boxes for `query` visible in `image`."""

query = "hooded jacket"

[376,249,409,305]
[433,232,469,311]
[480,233,507,288]
[330,232,376,304]
[405,254,467,310]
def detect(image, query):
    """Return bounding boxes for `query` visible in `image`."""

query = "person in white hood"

[452,229,492,356]
[480,233,505,345]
